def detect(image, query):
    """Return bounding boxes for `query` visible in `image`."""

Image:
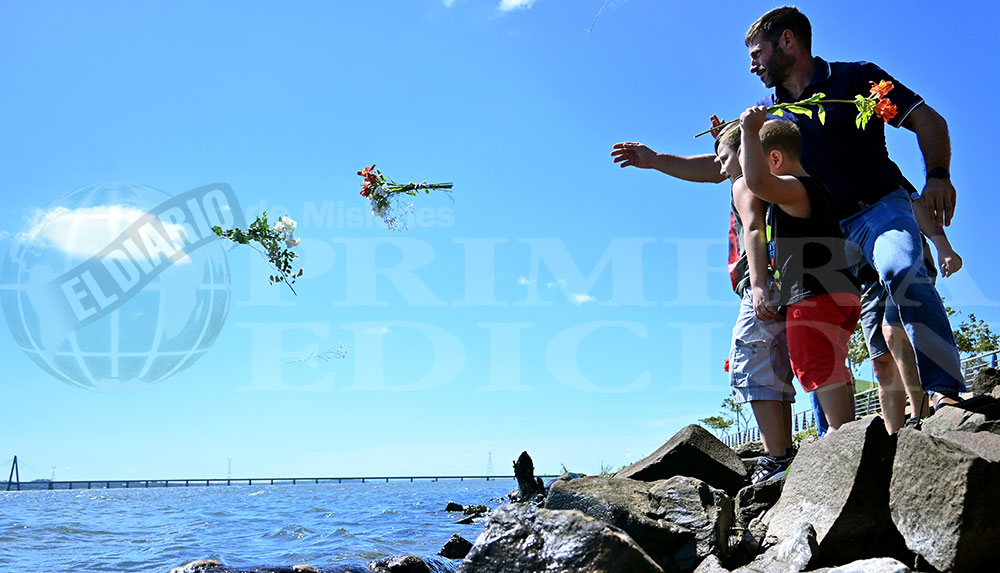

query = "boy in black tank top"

[738,106,862,432]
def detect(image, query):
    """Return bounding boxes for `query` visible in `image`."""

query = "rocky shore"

[171,370,1000,573]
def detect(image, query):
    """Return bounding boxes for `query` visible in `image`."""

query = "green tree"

[700,397,752,437]
[847,320,869,375]
[945,305,999,355]
[698,415,734,436]
[847,298,998,372]
[721,397,752,433]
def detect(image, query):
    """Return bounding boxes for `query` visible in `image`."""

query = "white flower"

[272,215,297,233]
[285,237,300,248]
[371,199,388,217]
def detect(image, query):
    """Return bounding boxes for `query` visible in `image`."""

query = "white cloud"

[443,0,455,6]
[16,205,191,264]
[498,0,535,11]
[517,275,536,286]
[537,277,595,305]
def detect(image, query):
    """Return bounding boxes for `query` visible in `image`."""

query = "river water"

[1,479,513,572]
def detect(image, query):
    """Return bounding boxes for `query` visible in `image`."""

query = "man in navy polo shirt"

[611,6,965,407]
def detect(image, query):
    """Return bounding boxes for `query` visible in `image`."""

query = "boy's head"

[714,125,742,180]
[759,119,802,175]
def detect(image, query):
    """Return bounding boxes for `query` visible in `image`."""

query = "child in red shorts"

[738,106,861,431]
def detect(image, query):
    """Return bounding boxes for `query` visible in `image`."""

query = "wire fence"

[720,349,999,448]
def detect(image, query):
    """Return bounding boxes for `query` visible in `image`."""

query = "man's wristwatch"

[926,167,950,180]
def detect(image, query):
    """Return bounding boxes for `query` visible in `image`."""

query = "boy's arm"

[733,178,776,321]
[738,107,810,217]
[913,195,962,277]
[611,143,726,183]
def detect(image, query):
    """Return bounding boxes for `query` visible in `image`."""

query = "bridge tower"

[6,456,20,491]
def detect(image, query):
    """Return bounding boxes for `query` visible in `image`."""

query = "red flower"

[875,98,898,122]
[869,80,894,99]
[358,165,376,178]
[724,358,730,373]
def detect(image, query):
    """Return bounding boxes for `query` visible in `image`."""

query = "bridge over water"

[2,473,567,492]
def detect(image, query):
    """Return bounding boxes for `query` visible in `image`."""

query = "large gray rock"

[889,428,1000,572]
[544,475,731,572]
[734,522,817,573]
[762,416,909,566]
[726,477,785,567]
[511,451,546,502]
[692,555,729,573]
[973,366,1000,396]
[646,477,732,565]
[921,395,1000,435]
[368,555,433,573]
[616,424,748,494]
[734,476,784,529]
[806,557,911,572]
[439,534,473,559]
[458,503,663,573]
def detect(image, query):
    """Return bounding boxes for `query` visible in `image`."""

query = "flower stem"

[693,99,863,138]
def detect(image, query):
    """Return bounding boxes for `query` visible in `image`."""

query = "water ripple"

[2,480,510,571]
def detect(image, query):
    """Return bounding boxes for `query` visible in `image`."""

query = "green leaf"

[817,104,826,125]
[772,108,784,117]
[785,105,813,118]
[212,225,223,236]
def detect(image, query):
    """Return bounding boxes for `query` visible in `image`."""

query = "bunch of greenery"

[847,298,998,372]
[213,211,304,294]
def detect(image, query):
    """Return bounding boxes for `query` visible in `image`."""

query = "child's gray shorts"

[729,287,795,404]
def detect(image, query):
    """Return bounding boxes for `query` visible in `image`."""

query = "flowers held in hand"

[213,212,304,294]
[357,164,453,230]
[695,78,901,138]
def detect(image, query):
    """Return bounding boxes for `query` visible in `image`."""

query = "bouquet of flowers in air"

[695,79,898,138]
[358,164,453,230]
[213,212,304,294]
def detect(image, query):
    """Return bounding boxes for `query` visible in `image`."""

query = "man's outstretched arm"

[902,103,956,227]
[611,142,725,183]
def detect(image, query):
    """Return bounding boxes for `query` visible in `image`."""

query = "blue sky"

[1,0,998,481]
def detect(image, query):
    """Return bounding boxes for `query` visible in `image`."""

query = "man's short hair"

[760,119,801,160]
[745,6,812,53]
[714,125,742,154]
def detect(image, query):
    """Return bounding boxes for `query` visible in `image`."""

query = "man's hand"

[740,106,768,133]
[752,285,776,321]
[921,177,957,227]
[611,142,657,169]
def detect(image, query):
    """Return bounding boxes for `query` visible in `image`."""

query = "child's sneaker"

[750,451,794,484]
